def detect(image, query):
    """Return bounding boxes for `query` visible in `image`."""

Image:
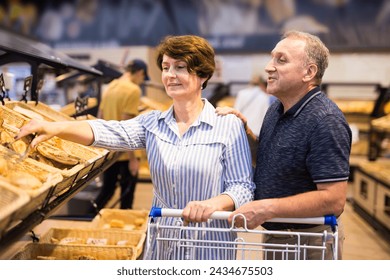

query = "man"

[218,30,352,259]
[92,59,149,212]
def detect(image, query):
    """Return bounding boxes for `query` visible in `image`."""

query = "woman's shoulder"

[213,111,244,134]
[136,109,168,131]
[215,110,242,124]
[138,109,163,119]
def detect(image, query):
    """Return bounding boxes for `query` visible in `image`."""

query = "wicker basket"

[5,101,75,122]
[0,109,106,195]
[12,242,136,260]
[60,98,98,117]
[4,101,109,157]
[40,227,146,258]
[91,209,149,232]
[0,103,30,128]
[0,177,30,236]
[0,145,64,220]
[38,137,104,185]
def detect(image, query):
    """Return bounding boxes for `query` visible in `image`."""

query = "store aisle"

[132,182,390,260]
[342,201,390,260]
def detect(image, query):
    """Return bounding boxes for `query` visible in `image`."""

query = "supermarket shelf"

[0,152,119,252]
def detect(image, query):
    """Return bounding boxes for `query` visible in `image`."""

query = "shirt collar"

[158,98,215,127]
[283,86,322,117]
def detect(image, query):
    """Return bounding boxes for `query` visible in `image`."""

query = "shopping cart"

[145,207,339,260]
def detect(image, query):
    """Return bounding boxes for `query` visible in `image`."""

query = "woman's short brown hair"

[156,35,215,89]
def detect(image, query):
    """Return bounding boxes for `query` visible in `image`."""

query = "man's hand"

[215,106,248,126]
[228,200,274,229]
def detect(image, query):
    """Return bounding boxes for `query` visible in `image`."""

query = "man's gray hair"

[283,30,329,84]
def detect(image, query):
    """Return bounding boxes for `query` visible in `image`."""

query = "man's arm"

[228,180,348,229]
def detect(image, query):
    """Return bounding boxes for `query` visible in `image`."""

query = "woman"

[15,35,255,260]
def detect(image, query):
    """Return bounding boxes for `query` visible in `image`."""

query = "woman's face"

[161,54,205,100]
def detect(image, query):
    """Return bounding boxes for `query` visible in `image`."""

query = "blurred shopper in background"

[91,59,149,212]
[233,75,275,165]
[234,74,276,137]
[207,82,230,107]
[217,30,352,259]
[16,35,255,260]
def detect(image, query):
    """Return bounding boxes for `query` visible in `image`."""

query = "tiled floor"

[132,182,390,260]
[342,201,390,260]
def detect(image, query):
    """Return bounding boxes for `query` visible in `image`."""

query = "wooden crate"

[40,227,145,258]
[12,242,136,260]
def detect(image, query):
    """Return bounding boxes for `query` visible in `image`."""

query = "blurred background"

[1,0,389,104]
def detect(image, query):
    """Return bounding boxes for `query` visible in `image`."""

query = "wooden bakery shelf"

[352,160,390,242]
[0,100,118,254]
[0,151,119,252]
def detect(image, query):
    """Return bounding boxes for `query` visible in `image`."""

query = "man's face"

[134,69,146,85]
[265,37,308,98]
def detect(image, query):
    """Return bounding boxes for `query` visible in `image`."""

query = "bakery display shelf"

[0,28,101,102]
[38,227,145,259]
[322,83,390,161]
[0,178,31,238]
[0,151,118,252]
[12,242,136,260]
[357,161,390,190]
[368,115,390,161]
[0,104,107,199]
[371,114,390,132]
[4,101,75,122]
[352,163,390,242]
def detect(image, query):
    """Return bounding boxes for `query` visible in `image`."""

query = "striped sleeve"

[221,115,255,208]
[87,118,146,151]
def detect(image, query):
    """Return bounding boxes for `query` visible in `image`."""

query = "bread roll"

[8,171,41,190]
[109,219,125,228]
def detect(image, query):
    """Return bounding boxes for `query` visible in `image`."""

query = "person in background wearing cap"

[91,59,149,212]
[15,35,254,260]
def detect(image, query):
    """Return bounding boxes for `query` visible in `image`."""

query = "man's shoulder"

[313,93,345,116]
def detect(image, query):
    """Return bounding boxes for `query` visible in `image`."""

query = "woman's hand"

[15,119,94,147]
[182,200,218,225]
[15,119,57,148]
[182,195,235,225]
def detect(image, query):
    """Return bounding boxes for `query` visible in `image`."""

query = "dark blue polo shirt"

[254,86,352,230]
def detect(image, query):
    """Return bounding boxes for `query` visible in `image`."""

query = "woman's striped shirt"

[88,99,255,259]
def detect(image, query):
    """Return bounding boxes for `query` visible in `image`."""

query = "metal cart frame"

[145,207,338,260]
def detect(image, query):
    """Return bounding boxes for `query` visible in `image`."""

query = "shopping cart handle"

[269,215,338,227]
[149,207,338,227]
[149,207,231,220]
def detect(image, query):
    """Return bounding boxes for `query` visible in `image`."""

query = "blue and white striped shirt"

[88,99,255,259]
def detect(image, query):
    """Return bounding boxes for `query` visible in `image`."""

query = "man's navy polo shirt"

[254,86,352,229]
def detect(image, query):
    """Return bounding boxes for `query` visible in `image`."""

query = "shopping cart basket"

[145,207,339,260]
